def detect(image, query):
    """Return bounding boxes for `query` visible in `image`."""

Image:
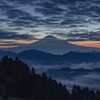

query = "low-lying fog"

[28,61,100,73]
[24,60,100,91]
[56,73,100,91]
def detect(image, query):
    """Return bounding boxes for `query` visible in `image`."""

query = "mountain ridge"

[0,49,100,63]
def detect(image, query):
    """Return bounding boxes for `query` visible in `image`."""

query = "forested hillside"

[0,56,100,100]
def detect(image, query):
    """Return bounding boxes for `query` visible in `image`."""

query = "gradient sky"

[1,0,100,49]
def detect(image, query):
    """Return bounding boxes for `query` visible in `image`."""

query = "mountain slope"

[0,50,16,58]
[62,51,100,63]
[18,49,61,61]
[0,56,70,100]
[2,35,100,54]
[29,35,100,54]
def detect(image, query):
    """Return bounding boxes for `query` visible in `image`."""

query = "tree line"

[0,56,100,100]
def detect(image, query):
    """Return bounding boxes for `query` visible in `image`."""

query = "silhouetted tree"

[15,56,19,62]
[96,91,100,100]
[31,67,35,76]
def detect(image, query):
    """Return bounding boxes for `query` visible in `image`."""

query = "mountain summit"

[35,35,69,45]
[2,35,100,54]
[29,35,100,54]
[43,35,58,40]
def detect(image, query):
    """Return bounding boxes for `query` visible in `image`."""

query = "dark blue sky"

[0,0,100,49]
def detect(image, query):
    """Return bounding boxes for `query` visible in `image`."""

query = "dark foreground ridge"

[0,56,100,100]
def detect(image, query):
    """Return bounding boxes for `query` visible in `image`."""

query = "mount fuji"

[2,35,100,54]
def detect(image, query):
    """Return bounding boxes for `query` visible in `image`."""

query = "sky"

[1,0,100,49]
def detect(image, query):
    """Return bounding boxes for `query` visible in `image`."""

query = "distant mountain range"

[1,35,100,54]
[18,49,60,61]
[0,50,16,58]
[46,67,100,79]
[0,49,100,64]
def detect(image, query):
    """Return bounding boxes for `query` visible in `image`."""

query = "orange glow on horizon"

[0,39,38,49]
[0,39,38,44]
[0,46,19,48]
[0,43,14,44]
[69,41,100,48]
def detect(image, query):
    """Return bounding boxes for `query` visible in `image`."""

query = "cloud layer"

[0,0,100,47]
